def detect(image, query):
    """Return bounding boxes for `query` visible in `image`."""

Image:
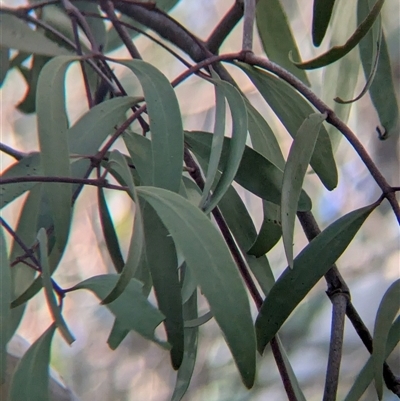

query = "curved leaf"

[9,324,56,401]
[71,275,167,347]
[37,56,77,253]
[37,228,75,344]
[312,0,336,46]
[344,316,400,401]
[238,63,338,190]
[0,14,71,56]
[256,0,309,84]
[282,112,327,268]
[291,0,385,69]
[116,60,184,192]
[101,150,144,304]
[372,279,400,399]
[137,186,256,388]
[185,131,312,211]
[358,0,399,136]
[256,204,376,353]
[0,227,11,381]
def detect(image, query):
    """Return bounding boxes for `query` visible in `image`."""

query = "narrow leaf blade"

[312,0,336,46]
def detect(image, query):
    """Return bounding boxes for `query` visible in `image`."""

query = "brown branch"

[242,0,256,52]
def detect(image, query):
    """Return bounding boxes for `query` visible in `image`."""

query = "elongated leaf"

[282,112,327,268]
[116,60,184,192]
[312,0,336,46]
[185,131,312,211]
[184,311,213,328]
[0,14,71,56]
[199,81,226,210]
[0,153,42,209]
[358,0,399,136]
[171,290,198,401]
[292,0,385,69]
[344,316,400,401]
[256,204,376,353]
[71,275,167,347]
[0,227,11,381]
[204,80,247,213]
[248,201,282,257]
[372,279,400,399]
[37,228,75,344]
[142,203,183,369]
[97,187,125,273]
[256,0,309,84]
[101,150,144,304]
[76,2,107,49]
[0,46,10,86]
[137,186,256,388]
[37,56,77,253]
[239,64,338,190]
[9,324,56,401]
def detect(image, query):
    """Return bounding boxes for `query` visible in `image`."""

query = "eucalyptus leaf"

[0,46,10,86]
[312,0,336,46]
[256,204,376,353]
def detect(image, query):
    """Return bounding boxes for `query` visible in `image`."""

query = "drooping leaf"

[137,186,256,388]
[312,0,336,46]
[71,275,167,347]
[291,0,386,69]
[248,201,282,257]
[97,187,125,273]
[9,324,56,401]
[36,56,77,253]
[199,80,226,210]
[256,204,376,353]
[142,203,184,370]
[0,152,42,209]
[116,60,184,192]
[171,290,198,401]
[282,112,327,268]
[343,316,400,401]
[372,279,400,399]
[256,0,310,84]
[358,0,399,136]
[184,311,213,328]
[37,228,75,344]
[101,150,144,304]
[0,227,11,382]
[185,131,312,211]
[0,46,10,86]
[238,63,338,190]
[0,14,72,56]
[203,79,247,214]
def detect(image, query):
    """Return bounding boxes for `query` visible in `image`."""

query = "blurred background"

[1,0,399,399]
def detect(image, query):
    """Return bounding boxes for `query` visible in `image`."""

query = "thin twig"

[0,143,27,161]
[242,0,256,52]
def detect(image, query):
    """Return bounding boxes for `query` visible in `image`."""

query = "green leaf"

[97,187,125,273]
[248,201,282,257]
[37,228,75,344]
[343,316,400,401]
[36,56,77,253]
[282,112,327,268]
[203,80,248,214]
[358,0,399,136]
[372,279,400,399]
[0,227,11,382]
[171,290,198,401]
[137,186,256,388]
[0,152,42,209]
[142,203,184,369]
[312,0,336,46]
[256,0,310,84]
[0,46,10,86]
[107,319,129,350]
[101,150,144,304]
[256,204,376,353]
[185,131,311,211]
[76,2,107,49]
[0,14,72,56]
[71,275,167,347]
[116,60,184,192]
[9,324,56,401]
[238,63,338,190]
[184,311,213,328]
[199,80,226,210]
[291,0,386,69]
